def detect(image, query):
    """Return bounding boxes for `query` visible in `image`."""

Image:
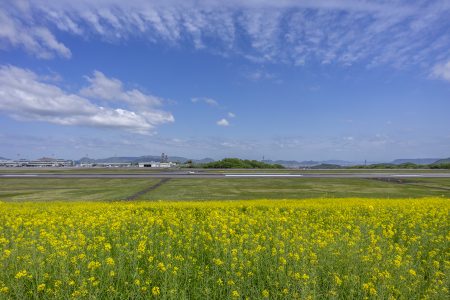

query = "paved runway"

[1,172,450,178]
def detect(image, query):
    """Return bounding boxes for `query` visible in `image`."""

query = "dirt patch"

[125,178,172,201]
[371,178,406,184]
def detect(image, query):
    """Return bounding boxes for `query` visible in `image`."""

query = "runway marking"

[225,174,303,177]
[1,174,38,177]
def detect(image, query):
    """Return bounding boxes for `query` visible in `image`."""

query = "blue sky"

[0,0,449,161]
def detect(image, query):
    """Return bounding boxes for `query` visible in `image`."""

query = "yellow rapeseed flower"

[152,286,160,296]
[0,198,447,299]
[106,257,115,266]
[15,270,28,279]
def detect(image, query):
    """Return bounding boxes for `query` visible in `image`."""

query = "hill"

[262,160,359,168]
[391,158,440,165]
[298,160,321,166]
[262,160,318,168]
[310,163,342,169]
[429,158,450,169]
[203,158,284,169]
[432,158,450,164]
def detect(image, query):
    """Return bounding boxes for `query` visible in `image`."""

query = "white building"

[0,160,17,167]
[138,161,176,168]
[94,162,132,167]
[27,158,73,167]
[0,158,73,167]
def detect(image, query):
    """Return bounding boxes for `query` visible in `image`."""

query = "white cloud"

[431,60,450,82]
[0,65,174,134]
[0,10,71,59]
[191,97,218,106]
[80,70,123,100]
[244,69,276,81]
[1,0,450,75]
[228,112,236,118]
[217,118,229,126]
[80,70,163,107]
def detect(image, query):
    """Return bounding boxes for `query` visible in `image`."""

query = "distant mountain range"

[2,155,448,167]
[390,158,442,165]
[433,158,450,164]
[264,158,448,168]
[263,159,370,167]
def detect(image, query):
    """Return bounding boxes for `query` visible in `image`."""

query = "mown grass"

[138,178,450,200]
[0,178,159,202]
[1,167,449,174]
[1,178,450,201]
[0,198,448,299]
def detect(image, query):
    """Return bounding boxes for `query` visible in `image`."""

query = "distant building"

[159,162,176,168]
[77,162,133,168]
[0,160,17,167]
[0,157,73,167]
[28,157,74,167]
[161,153,169,163]
[92,162,132,168]
[138,161,176,168]
[79,163,94,167]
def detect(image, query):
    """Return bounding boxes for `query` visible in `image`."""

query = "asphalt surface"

[1,172,450,178]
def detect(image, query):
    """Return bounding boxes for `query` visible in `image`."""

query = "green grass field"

[1,177,449,201]
[137,178,450,200]
[0,178,159,202]
[1,167,449,174]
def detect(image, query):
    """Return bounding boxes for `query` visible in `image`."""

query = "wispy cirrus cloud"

[191,97,219,106]
[431,60,450,82]
[244,69,276,81]
[0,65,174,134]
[0,10,71,59]
[1,1,450,76]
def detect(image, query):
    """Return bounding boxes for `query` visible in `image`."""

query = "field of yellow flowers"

[0,198,448,299]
